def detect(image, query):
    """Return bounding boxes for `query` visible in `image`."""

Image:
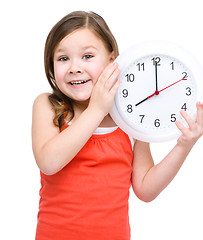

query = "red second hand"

[147,76,188,99]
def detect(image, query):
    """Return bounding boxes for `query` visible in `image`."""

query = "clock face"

[110,42,203,142]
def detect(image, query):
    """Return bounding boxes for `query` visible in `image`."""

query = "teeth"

[70,80,88,85]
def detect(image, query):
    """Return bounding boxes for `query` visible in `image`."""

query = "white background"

[1,0,203,239]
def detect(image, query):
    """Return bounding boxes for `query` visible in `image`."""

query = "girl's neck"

[99,114,117,128]
[72,100,89,112]
[72,101,117,128]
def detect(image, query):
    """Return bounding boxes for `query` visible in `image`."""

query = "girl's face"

[54,28,114,104]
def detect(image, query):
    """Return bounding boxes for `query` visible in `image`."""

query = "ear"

[109,51,116,63]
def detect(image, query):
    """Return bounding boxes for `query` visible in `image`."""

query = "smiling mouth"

[69,80,90,86]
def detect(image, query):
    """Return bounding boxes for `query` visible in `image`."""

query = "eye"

[58,56,69,62]
[83,54,93,60]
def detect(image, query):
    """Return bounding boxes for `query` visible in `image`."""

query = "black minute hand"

[155,62,158,92]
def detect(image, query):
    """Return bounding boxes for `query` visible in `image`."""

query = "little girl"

[32,11,203,240]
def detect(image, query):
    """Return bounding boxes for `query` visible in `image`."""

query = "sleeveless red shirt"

[35,126,133,240]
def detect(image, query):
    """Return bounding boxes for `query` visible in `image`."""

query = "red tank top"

[35,125,133,240]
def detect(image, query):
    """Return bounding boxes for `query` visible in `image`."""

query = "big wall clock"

[110,41,203,142]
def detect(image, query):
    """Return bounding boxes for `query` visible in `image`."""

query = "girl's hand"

[176,102,203,147]
[88,62,120,117]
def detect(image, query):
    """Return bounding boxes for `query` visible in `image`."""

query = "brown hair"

[44,11,119,129]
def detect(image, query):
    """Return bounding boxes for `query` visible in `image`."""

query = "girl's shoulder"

[32,92,55,127]
[33,92,55,117]
[33,92,51,107]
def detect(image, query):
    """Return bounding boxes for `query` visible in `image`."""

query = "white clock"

[110,41,203,142]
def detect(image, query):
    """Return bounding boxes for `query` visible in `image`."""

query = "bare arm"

[32,63,120,175]
[132,102,203,202]
[32,94,104,175]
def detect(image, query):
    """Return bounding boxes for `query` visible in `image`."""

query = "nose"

[69,59,83,74]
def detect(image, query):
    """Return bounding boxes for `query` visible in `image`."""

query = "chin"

[73,95,91,104]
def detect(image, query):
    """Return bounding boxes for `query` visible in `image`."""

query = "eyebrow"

[55,45,97,54]
[55,48,66,54]
[81,45,97,50]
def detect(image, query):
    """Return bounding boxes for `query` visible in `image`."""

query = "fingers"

[175,119,188,136]
[105,67,120,91]
[99,62,119,82]
[97,62,120,90]
[180,110,195,129]
[177,103,203,131]
[196,101,203,125]
[175,110,194,135]
[89,62,120,116]
[176,102,203,146]
[176,109,197,134]
[109,78,120,95]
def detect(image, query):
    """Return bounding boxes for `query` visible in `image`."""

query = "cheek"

[54,64,64,85]
[89,61,109,83]
[92,66,103,80]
